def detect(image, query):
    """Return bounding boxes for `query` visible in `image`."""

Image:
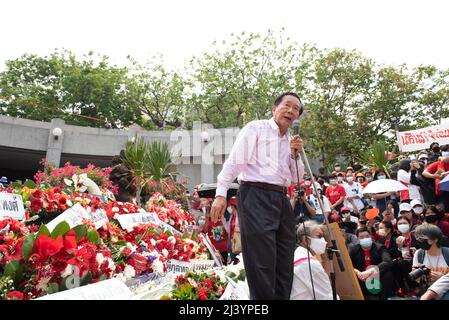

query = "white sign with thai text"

[46,203,90,232]
[397,124,449,152]
[0,193,25,221]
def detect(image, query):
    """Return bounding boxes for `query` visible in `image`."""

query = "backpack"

[417,247,449,266]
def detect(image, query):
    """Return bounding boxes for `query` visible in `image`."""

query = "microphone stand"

[298,147,345,301]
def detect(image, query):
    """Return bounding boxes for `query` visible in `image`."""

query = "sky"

[1,0,448,71]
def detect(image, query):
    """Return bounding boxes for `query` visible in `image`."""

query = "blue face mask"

[360,238,372,249]
[377,175,386,180]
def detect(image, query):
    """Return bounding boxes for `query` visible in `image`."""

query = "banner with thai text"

[397,124,449,152]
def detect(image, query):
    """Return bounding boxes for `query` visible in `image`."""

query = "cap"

[346,167,354,171]
[341,206,351,213]
[399,202,412,212]
[410,199,423,208]
[356,172,365,178]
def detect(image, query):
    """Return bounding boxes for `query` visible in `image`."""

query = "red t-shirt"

[426,160,449,195]
[363,248,371,271]
[439,221,449,238]
[325,184,346,204]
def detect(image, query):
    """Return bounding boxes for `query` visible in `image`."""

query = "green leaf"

[22,233,35,260]
[10,181,22,190]
[47,282,59,295]
[4,260,20,278]
[24,179,37,189]
[50,221,71,239]
[86,230,100,245]
[37,224,51,237]
[81,273,93,286]
[72,224,88,241]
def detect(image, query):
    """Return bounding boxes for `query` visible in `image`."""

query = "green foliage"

[358,141,398,177]
[21,234,35,261]
[50,221,71,239]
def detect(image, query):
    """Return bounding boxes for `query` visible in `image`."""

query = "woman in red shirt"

[423,155,449,212]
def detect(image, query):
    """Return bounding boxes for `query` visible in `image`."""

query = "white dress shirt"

[290,246,334,300]
[216,118,305,198]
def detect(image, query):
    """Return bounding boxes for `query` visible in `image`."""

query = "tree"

[128,56,186,130]
[0,50,141,128]
[184,29,311,128]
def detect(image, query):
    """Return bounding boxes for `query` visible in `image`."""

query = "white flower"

[36,276,51,292]
[25,201,31,208]
[112,207,120,213]
[126,243,137,252]
[96,253,105,265]
[123,207,129,213]
[123,265,136,279]
[150,239,157,246]
[66,200,73,207]
[61,265,74,278]
[167,236,176,245]
[106,258,116,272]
[152,259,164,274]
[169,219,175,226]
[64,178,73,186]
[162,249,169,257]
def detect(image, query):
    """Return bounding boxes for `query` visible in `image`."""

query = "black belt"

[240,181,288,194]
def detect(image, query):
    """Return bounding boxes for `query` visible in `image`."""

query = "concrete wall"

[0,115,323,192]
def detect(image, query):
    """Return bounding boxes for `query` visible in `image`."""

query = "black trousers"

[237,184,296,300]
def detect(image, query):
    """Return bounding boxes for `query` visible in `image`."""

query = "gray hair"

[414,223,443,247]
[296,220,319,244]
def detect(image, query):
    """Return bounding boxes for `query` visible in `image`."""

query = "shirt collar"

[269,117,290,138]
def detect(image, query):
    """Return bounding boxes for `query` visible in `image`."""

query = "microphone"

[292,119,300,135]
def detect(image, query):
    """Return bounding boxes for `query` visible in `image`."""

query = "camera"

[299,191,305,197]
[408,266,431,281]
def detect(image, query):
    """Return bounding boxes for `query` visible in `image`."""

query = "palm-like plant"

[119,138,176,207]
[359,141,398,177]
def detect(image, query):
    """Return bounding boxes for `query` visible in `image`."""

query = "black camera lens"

[408,266,430,281]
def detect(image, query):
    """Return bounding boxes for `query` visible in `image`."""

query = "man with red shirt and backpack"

[423,153,449,212]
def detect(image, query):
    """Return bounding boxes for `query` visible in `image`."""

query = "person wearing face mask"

[290,221,334,300]
[398,202,422,231]
[422,205,449,239]
[423,153,449,212]
[377,220,399,260]
[343,175,365,215]
[336,172,346,184]
[325,176,346,213]
[349,228,394,299]
[412,224,449,285]
[356,173,367,188]
[427,142,442,165]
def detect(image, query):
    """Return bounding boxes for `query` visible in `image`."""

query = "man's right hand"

[210,196,227,223]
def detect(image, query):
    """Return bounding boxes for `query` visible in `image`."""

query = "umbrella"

[440,174,449,192]
[362,179,408,195]
[195,183,240,201]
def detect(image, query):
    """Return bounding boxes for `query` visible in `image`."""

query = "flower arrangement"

[145,193,195,233]
[165,271,226,300]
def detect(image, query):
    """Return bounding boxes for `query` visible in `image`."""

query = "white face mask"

[377,175,386,180]
[309,237,327,255]
[305,181,311,186]
[397,224,410,234]
[337,176,344,182]
[347,176,354,183]
[414,207,423,214]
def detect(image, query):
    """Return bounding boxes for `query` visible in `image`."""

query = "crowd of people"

[287,142,449,300]
[190,142,449,300]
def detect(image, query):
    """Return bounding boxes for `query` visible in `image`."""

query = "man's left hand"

[290,135,304,156]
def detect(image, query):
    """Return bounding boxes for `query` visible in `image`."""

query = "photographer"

[412,224,449,284]
[291,184,316,224]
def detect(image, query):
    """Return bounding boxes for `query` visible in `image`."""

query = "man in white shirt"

[343,176,365,214]
[210,92,305,300]
[308,182,331,224]
[291,220,334,300]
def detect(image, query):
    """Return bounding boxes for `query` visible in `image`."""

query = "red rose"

[128,254,148,275]
[34,234,64,259]
[63,230,78,251]
[30,198,44,213]
[7,291,24,300]
[52,259,68,273]
[197,288,208,300]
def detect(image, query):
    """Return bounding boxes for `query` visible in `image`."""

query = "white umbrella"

[362,179,408,195]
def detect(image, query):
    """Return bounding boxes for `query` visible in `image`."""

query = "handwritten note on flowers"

[0,193,25,221]
[46,203,109,232]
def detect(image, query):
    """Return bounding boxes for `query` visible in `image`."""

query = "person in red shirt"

[325,176,346,213]
[423,155,449,212]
